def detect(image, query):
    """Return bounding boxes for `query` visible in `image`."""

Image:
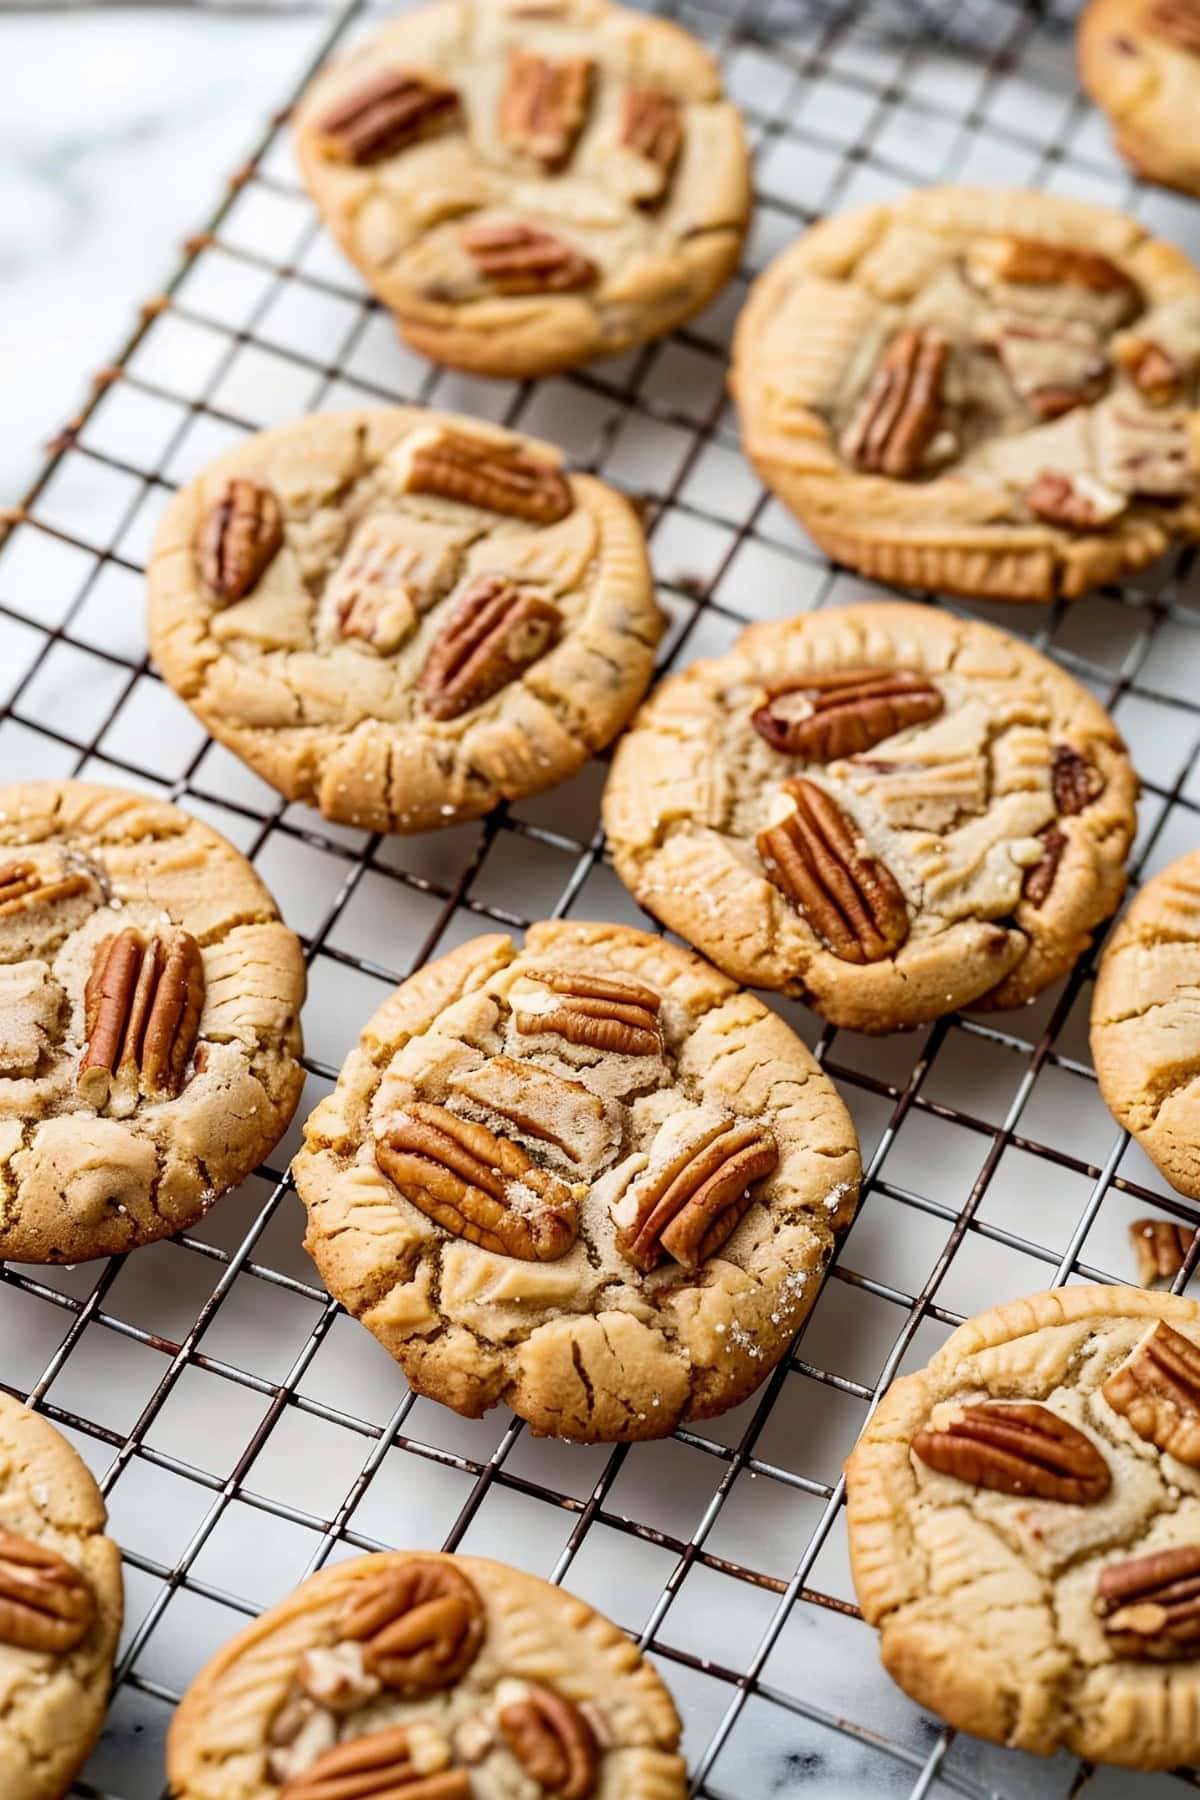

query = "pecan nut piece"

[1115,336,1182,406]
[313,68,460,164]
[1130,1219,1192,1288]
[1051,745,1105,815]
[1098,401,1194,498]
[420,575,561,720]
[279,1725,469,1800]
[912,1401,1111,1503]
[1096,1544,1200,1659]
[498,50,592,167]
[757,778,909,964]
[1025,470,1126,530]
[195,478,283,604]
[1149,0,1200,53]
[337,1560,485,1694]
[751,668,944,761]
[0,1528,95,1654]
[0,859,92,919]
[616,1116,779,1273]
[840,328,951,478]
[78,926,205,1109]
[498,1684,599,1800]
[1021,824,1067,910]
[619,86,683,198]
[987,319,1111,421]
[514,968,662,1056]
[459,220,597,294]
[401,429,572,524]
[968,236,1139,300]
[376,1102,578,1260]
[1102,1321,1200,1465]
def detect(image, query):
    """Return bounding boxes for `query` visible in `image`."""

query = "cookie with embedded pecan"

[0,781,305,1261]
[0,1391,122,1800]
[292,0,749,379]
[292,920,859,1441]
[845,1285,1200,1768]
[1081,0,1200,197]
[732,186,1200,602]
[603,602,1136,1033]
[147,407,661,833]
[168,1549,685,1798]
[1092,849,1200,1200]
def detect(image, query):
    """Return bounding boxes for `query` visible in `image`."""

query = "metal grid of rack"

[4,0,1200,1794]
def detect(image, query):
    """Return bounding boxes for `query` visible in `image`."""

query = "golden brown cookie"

[291,920,860,1442]
[1080,0,1200,196]
[845,1285,1200,1769]
[603,602,1137,1034]
[0,780,306,1261]
[167,1549,685,1799]
[146,408,663,834]
[293,0,750,378]
[732,186,1200,602]
[1092,849,1200,1200]
[0,1392,123,1800]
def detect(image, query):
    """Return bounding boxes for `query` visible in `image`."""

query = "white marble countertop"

[0,6,342,507]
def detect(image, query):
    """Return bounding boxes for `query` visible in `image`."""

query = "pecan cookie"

[1092,849,1200,1200]
[292,920,860,1441]
[292,0,749,379]
[845,1285,1200,1768]
[732,186,1200,602]
[0,781,306,1261]
[147,408,662,833]
[167,1549,685,1799]
[0,1392,123,1800]
[603,602,1137,1034]
[1081,0,1200,196]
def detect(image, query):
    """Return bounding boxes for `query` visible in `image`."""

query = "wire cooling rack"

[6,0,1200,1795]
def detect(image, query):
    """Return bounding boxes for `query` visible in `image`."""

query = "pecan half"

[1130,1219,1192,1288]
[751,669,944,761]
[757,779,909,964]
[1115,336,1182,406]
[0,1528,95,1654]
[0,860,92,919]
[498,50,591,167]
[1103,1321,1200,1465]
[912,1401,1111,1503]
[498,1685,598,1800]
[78,926,205,1110]
[619,87,683,197]
[338,1560,485,1694]
[459,220,597,294]
[1096,1545,1200,1659]
[968,236,1139,299]
[1148,0,1200,53]
[1021,824,1067,909]
[376,1102,577,1260]
[840,328,951,478]
[1051,745,1105,815]
[615,1115,779,1273]
[279,1725,469,1800]
[420,575,561,720]
[987,319,1110,420]
[402,429,572,524]
[514,968,662,1056]
[1025,469,1126,530]
[195,478,283,604]
[313,69,460,164]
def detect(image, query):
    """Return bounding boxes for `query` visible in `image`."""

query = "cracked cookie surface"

[845,1286,1200,1769]
[147,408,662,834]
[0,1392,122,1800]
[292,920,860,1441]
[293,0,749,378]
[1092,849,1200,1200]
[602,601,1137,1034]
[0,781,306,1261]
[732,186,1200,602]
[1081,0,1200,197]
[168,1549,684,1800]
